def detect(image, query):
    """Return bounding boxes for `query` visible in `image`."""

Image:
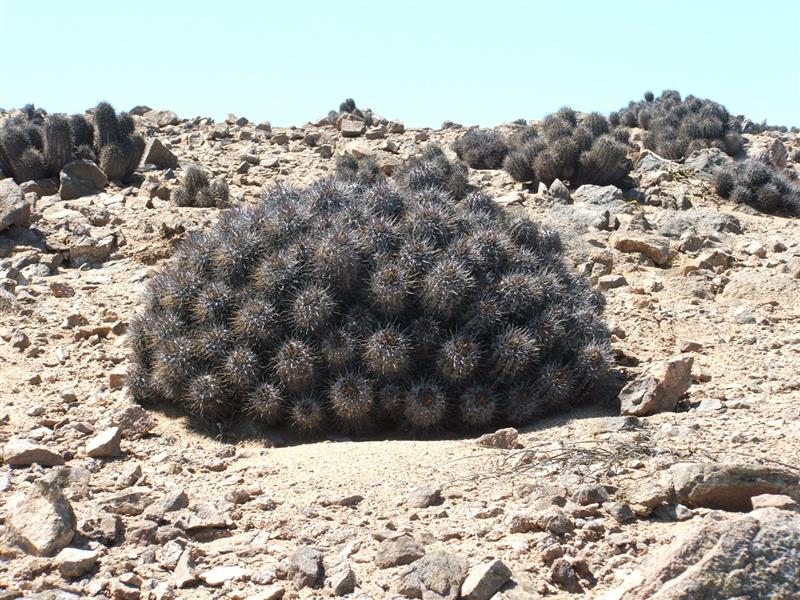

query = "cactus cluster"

[451,129,510,169]
[173,166,230,207]
[394,144,470,200]
[335,152,385,187]
[126,172,614,436]
[503,108,633,188]
[713,159,800,216]
[0,101,144,184]
[325,98,375,127]
[612,90,744,160]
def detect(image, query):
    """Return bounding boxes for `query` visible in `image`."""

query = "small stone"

[3,438,64,466]
[249,585,285,600]
[597,274,628,290]
[750,494,798,512]
[330,566,356,596]
[619,355,694,416]
[6,480,76,556]
[475,427,519,449]
[56,547,99,577]
[10,330,30,351]
[461,558,512,600]
[109,368,126,389]
[398,552,467,600]
[175,503,227,531]
[112,405,156,440]
[408,485,444,508]
[171,548,198,588]
[341,119,366,138]
[605,501,635,523]
[376,535,425,568]
[549,179,572,202]
[320,494,363,507]
[86,427,121,457]
[287,546,323,588]
[200,565,247,587]
[549,558,581,592]
[141,139,178,169]
[611,232,675,267]
[158,489,189,513]
[572,484,610,506]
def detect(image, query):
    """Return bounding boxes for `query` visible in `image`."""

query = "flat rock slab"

[6,481,76,556]
[59,160,107,200]
[611,232,675,267]
[56,547,99,577]
[200,565,247,586]
[615,508,800,600]
[619,355,694,416]
[3,438,64,466]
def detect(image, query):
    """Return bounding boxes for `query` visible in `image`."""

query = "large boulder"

[59,160,108,200]
[0,179,31,233]
[614,508,800,600]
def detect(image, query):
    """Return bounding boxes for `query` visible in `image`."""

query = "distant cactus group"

[326,98,375,127]
[173,166,230,207]
[452,129,510,170]
[612,90,744,160]
[127,171,614,435]
[713,159,800,216]
[502,108,633,188]
[0,101,144,184]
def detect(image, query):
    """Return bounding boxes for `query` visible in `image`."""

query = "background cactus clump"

[92,101,145,182]
[502,108,633,188]
[451,128,510,170]
[394,144,470,200]
[173,166,230,207]
[126,172,615,437]
[613,90,745,161]
[713,159,800,216]
[335,152,386,187]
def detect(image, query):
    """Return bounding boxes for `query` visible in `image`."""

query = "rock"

[256,122,273,133]
[41,466,91,501]
[619,355,694,416]
[330,566,356,596]
[573,184,631,213]
[200,565,247,586]
[615,508,800,600]
[376,535,425,568]
[721,271,800,305]
[97,487,153,516]
[549,179,572,202]
[141,139,178,169]
[475,427,519,449]
[269,132,289,145]
[320,493,363,507]
[768,138,788,169]
[549,558,581,592]
[86,427,121,457]
[56,547,99,577]
[634,150,671,173]
[750,494,798,512]
[605,501,635,523]
[171,548,198,588]
[388,121,405,134]
[175,503,228,531]
[398,552,468,600]
[365,126,386,140]
[112,405,156,440]
[143,110,179,128]
[552,203,613,230]
[59,160,108,200]
[597,274,627,290]
[681,147,733,178]
[408,485,444,508]
[611,232,674,267]
[460,558,512,600]
[669,463,799,511]
[0,179,31,233]
[249,585,285,600]
[6,480,76,556]
[658,210,742,238]
[572,484,610,506]
[4,437,64,467]
[287,547,323,588]
[341,119,366,138]
[157,489,190,513]
[68,232,116,266]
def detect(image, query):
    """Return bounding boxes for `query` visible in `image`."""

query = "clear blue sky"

[4,0,799,128]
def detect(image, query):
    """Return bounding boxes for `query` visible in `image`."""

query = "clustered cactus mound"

[173,166,230,207]
[126,171,614,436]
[0,101,144,184]
[503,108,633,188]
[452,129,510,170]
[713,159,800,216]
[612,90,744,160]
[394,144,470,200]
[325,98,375,127]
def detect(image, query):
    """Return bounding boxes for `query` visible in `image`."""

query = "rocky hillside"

[1,101,799,600]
